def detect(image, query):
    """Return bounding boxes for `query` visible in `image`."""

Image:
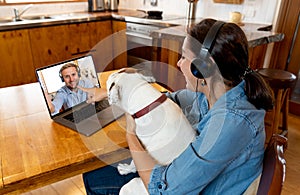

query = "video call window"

[36,55,99,116]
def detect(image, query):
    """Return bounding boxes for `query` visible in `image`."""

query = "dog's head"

[106,68,156,107]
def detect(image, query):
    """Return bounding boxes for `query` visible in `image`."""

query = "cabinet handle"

[71,49,96,56]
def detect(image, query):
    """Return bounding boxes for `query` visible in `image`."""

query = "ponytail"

[244,71,274,111]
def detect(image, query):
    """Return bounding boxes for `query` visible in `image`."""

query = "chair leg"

[272,89,283,135]
[281,89,290,138]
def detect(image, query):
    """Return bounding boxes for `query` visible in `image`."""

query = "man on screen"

[45,63,94,114]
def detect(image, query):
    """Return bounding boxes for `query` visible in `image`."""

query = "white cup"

[229,11,244,24]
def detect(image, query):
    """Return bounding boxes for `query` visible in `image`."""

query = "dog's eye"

[109,82,115,91]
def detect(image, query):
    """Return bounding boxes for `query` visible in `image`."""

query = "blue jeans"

[83,159,139,195]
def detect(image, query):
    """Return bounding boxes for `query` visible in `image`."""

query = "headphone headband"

[190,21,225,79]
[59,63,81,82]
[202,21,226,53]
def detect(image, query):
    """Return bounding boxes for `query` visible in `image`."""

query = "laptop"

[36,54,124,136]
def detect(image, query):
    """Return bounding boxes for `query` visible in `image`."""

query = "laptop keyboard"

[63,100,110,123]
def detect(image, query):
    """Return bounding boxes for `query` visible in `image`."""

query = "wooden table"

[0,70,168,194]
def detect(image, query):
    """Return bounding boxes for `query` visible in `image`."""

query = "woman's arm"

[125,114,157,191]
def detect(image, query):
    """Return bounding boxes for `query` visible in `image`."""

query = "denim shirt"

[148,81,266,195]
[52,79,94,114]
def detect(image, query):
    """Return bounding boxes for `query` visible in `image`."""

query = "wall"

[119,0,279,24]
[0,0,278,25]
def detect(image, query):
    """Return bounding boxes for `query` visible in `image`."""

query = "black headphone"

[190,21,225,79]
[59,63,81,82]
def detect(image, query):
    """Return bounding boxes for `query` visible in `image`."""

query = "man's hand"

[78,86,108,103]
[43,90,55,113]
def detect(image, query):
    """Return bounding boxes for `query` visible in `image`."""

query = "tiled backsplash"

[0,0,279,24]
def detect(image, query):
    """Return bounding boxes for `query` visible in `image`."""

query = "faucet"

[13,4,33,21]
[186,0,199,19]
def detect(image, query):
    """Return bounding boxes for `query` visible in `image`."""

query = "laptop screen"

[36,55,100,117]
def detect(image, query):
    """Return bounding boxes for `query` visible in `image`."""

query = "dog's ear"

[108,82,121,105]
[138,73,156,83]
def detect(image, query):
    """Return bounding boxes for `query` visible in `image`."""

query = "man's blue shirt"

[52,79,94,114]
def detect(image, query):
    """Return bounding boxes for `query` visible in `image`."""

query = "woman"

[82,18,273,194]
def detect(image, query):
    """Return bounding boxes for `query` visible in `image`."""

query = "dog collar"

[132,94,167,119]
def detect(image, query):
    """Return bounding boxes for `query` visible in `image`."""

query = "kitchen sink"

[0,18,15,23]
[22,15,53,20]
[0,12,94,25]
[0,15,53,24]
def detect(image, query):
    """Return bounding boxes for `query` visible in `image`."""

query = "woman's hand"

[78,87,108,103]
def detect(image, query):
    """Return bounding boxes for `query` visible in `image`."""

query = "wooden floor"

[281,114,300,195]
[22,114,300,195]
[22,175,86,195]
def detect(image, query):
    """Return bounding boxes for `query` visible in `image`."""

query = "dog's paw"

[117,160,137,175]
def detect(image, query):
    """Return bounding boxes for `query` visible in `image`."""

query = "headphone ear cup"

[59,73,64,82]
[191,59,204,79]
[190,58,213,79]
[77,66,81,78]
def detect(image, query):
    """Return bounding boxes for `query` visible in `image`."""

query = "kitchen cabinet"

[0,29,35,87]
[80,21,114,72]
[29,24,70,69]
[154,39,185,91]
[30,20,113,72]
[111,21,127,69]
[248,44,268,70]
[88,20,126,72]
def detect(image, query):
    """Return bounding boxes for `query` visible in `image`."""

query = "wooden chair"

[257,134,288,195]
[257,68,296,144]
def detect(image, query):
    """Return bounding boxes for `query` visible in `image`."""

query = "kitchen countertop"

[150,23,284,48]
[0,11,112,31]
[0,9,284,47]
[0,9,182,31]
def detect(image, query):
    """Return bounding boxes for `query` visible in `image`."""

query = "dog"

[106,68,196,194]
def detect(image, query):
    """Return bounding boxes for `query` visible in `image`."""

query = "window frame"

[0,0,85,5]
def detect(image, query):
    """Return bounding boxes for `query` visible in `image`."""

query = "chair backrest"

[257,134,287,195]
